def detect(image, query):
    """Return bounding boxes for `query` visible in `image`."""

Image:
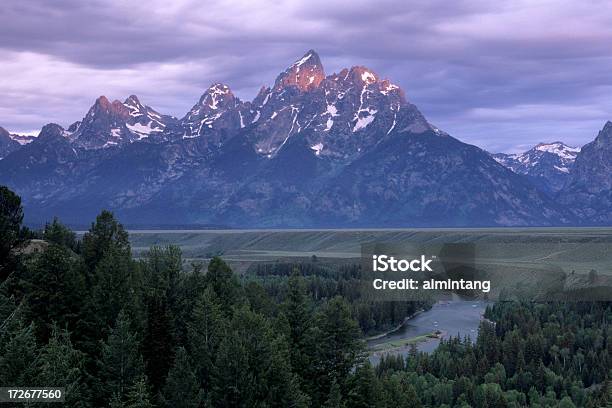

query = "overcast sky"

[2,0,612,152]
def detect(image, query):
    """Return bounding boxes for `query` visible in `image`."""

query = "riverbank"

[365,309,427,341]
[368,300,489,365]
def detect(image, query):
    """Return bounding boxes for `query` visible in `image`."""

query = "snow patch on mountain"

[294,51,315,69]
[535,142,581,159]
[361,71,376,83]
[126,122,156,139]
[492,141,582,193]
[10,134,36,145]
[310,142,324,155]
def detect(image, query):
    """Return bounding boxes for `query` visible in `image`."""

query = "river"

[368,300,489,365]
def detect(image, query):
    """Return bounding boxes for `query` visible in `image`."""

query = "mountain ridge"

[0,50,607,227]
[491,141,581,194]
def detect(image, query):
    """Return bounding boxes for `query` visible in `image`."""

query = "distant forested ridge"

[1,185,610,407]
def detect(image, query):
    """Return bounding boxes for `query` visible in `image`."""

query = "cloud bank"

[2,0,612,152]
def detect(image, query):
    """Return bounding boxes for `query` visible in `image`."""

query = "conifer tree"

[142,294,175,394]
[323,379,346,408]
[38,325,88,407]
[162,347,204,408]
[43,217,78,251]
[82,210,130,272]
[187,287,225,388]
[21,243,85,342]
[126,375,155,408]
[0,319,38,386]
[205,257,241,313]
[211,307,306,407]
[98,310,144,404]
[92,246,135,330]
[312,296,364,403]
[281,271,319,393]
[347,361,382,408]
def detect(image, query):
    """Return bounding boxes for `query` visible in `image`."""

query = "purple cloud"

[1,0,612,152]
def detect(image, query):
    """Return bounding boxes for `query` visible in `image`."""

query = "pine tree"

[559,396,577,408]
[210,307,307,407]
[142,295,175,394]
[43,217,78,251]
[312,296,364,404]
[0,319,38,386]
[205,257,241,313]
[347,361,382,408]
[38,325,88,407]
[20,243,85,342]
[82,210,131,272]
[161,347,203,408]
[126,375,154,408]
[98,310,144,404]
[282,271,314,384]
[187,287,225,388]
[381,374,422,408]
[323,379,346,408]
[244,280,276,317]
[141,245,186,350]
[142,245,182,309]
[92,245,135,330]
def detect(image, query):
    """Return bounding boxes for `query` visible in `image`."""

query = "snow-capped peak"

[534,142,580,159]
[69,95,170,149]
[123,95,146,116]
[491,140,583,193]
[197,83,235,110]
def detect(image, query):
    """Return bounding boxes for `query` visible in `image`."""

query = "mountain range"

[0,50,609,227]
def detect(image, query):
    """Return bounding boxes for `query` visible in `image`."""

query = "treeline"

[1,185,611,407]
[249,262,430,335]
[0,187,365,407]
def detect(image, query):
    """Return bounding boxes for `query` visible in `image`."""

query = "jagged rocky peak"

[80,95,130,127]
[123,94,146,113]
[183,83,239,121]
[197,83,237,109]
[595,120,612,145]
[244,52,432,160]
[274,50,325,92]
[175,83,253,141]
[38,123,69,140]
[0,126,20,159]
[346,65,378,84]
[559,121,612,223]
[71,96,139,149]
[343,67,404,102]
[90,95,131,119]
[122,94,169,137]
